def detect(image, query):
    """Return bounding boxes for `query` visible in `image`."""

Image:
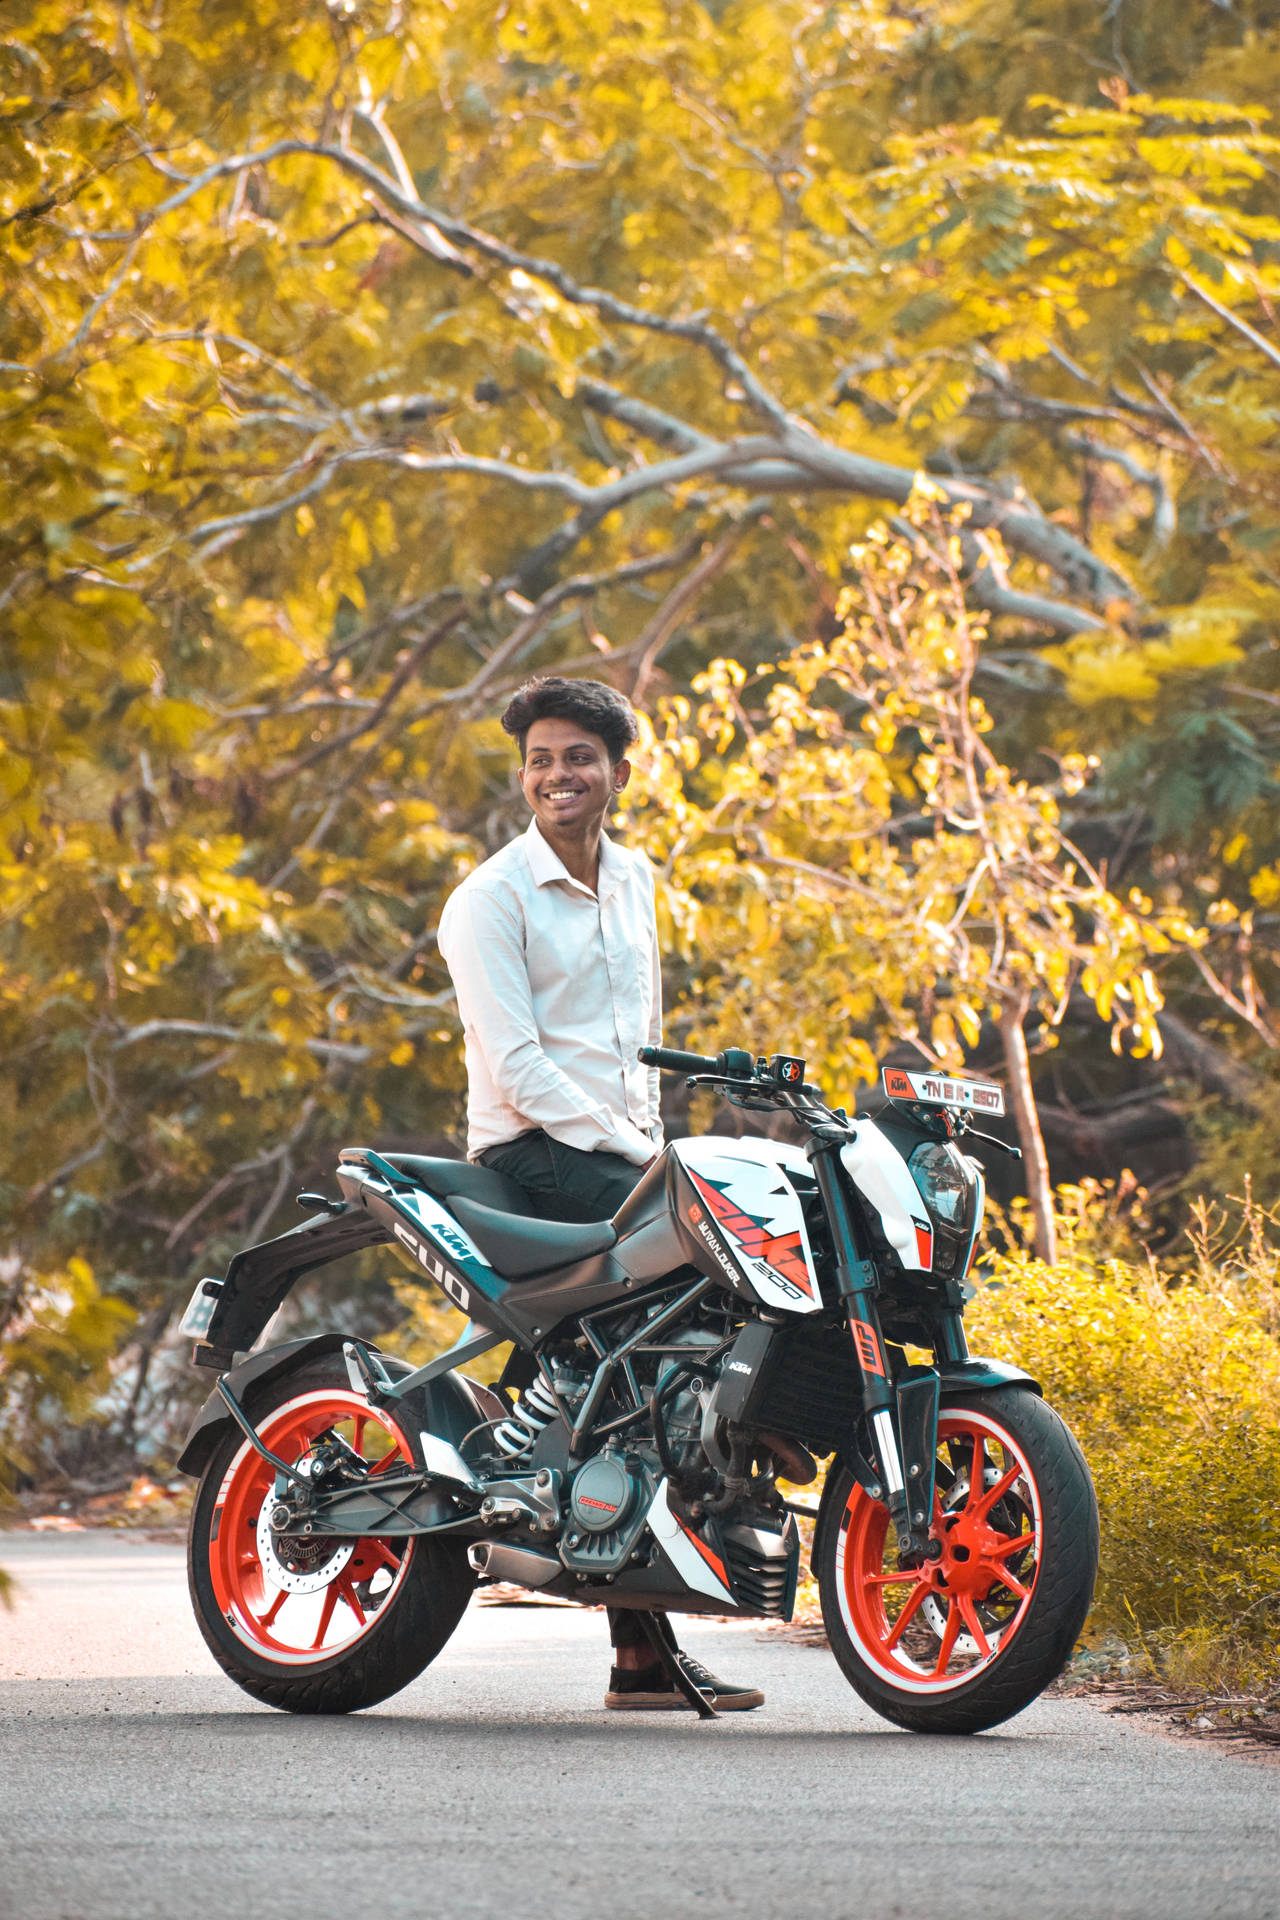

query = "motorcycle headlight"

[908,1141,976,1233]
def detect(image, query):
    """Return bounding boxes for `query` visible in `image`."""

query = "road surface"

[0,1532,1275,1920]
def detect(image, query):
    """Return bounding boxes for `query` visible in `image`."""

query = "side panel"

[671,1137,822,1315]
[840,1122,933,1273]
[337,1166,524,1343]
[644,1478,736,1606]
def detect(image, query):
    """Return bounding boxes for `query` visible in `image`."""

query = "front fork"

[809,1133,961,1557]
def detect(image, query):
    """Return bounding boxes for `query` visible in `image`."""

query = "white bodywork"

[840,1121,934,1273]
[672,1135,822,1315]
[645,1476,735,1605]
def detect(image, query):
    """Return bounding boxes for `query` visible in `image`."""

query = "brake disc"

[255,1501,355,1596]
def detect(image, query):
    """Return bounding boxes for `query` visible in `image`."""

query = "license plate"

[881,1067,1006,1116]
[179,1278,224,1339]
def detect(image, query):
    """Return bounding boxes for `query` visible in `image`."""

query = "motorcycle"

[177,1045,1098,1734]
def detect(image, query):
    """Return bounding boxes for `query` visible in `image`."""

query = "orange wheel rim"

[208,1389,414,1665]
[835,1406,1042,1695]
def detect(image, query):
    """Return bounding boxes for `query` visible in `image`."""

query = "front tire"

[188,1357,474,1714]
[817,1388,1098,1735]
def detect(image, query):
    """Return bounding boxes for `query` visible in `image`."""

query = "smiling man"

[436,674,763,1713]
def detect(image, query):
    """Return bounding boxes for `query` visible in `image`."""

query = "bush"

[969,1189,1280,1689]
[0,1255,135,1490]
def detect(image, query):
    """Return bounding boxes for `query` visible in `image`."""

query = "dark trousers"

[478,1129,643,1224]
[478,1129,657,1656]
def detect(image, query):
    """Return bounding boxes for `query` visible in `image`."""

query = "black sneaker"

[604,1656,764,1712]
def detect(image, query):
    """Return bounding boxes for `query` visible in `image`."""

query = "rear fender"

[191,1202,393,1368]
[175,1333,496,1481]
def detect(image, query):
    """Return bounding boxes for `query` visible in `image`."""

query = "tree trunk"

[997,991,1057,1264]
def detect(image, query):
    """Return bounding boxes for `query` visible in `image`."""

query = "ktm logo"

[392,1220,470,1312]
[688,1172,815,1298]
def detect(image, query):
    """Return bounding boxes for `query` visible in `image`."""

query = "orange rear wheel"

[209,1387,415,1664]
[188,1357,473,1713]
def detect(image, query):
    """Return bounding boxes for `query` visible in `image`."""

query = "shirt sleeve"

[645,875,664,1144]
[440,883,656,1165]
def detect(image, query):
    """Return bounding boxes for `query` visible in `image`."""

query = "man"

[437,674,763,1713]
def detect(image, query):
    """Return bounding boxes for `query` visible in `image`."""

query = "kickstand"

[636,1613,719,1721]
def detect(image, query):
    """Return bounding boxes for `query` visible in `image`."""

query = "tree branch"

[1181,275,1280,376]
[66,137,1141,625]
[1062,432,1176,548]
[575,378,713,453]
[269,604,468,779]
[110,1020,371,1062]
[182,437,776,560]
[59,134,793,430]
[631,511,764,702]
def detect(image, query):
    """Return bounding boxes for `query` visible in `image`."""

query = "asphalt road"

[1,1533,1276,1920]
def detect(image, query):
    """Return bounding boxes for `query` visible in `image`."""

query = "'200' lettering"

[393,1221,470,1311]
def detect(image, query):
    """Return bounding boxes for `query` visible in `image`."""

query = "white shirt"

[437,820,663,1166]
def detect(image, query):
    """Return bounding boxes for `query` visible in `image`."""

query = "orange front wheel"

[817,1388,1097,1735]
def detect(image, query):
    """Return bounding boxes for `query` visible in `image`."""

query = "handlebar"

[638,1045,725,1076]
[638,1044,825,1107]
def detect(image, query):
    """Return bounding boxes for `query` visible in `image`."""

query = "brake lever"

[965,1126,1023,1160]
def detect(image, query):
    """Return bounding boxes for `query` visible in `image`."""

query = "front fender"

[811,1353,1041,1565]
[937,1356,1041,1398]
[175,1333,498,1481]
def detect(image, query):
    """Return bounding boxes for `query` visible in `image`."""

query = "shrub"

[969,1190,1280,1689]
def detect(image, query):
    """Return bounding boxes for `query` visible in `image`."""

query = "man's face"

[519,716,629,835]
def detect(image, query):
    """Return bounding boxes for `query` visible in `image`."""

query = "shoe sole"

[604,1690,765,1712]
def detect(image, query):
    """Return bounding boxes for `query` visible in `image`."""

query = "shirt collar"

[523,818,623,897]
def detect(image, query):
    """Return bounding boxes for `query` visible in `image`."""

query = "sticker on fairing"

[674,1137,821,1314]
[344,1169,490,1314]
[646,1478,734,1605]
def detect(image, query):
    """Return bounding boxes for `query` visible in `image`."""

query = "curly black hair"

[500,675,640,764]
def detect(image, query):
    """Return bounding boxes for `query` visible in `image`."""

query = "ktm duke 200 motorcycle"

[178,1046,1098,1735]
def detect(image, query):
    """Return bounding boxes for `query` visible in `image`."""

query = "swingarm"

[213,1366,567,1545]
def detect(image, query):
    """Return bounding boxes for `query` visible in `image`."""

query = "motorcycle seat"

[447,1196,618,1280]
[360,1152,536,1217]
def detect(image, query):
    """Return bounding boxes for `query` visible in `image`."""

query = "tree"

[3,0,1279,1458]
[624,496,1201,1259]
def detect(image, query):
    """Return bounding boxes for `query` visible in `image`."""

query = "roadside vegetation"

[973,1188,1280,1699]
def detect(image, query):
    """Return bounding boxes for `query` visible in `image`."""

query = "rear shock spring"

[492,1376,563,1459]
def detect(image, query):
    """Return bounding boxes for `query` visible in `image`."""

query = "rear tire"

[816,1388,1098,1735]
[188,1356,474,1714]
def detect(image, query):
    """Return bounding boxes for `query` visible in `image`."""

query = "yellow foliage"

[1049,609,1246,707]
[0,1258,135,1486]
[970,1193,1280,1682]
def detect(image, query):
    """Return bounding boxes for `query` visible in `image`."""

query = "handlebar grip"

[638,1045,722,1075]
